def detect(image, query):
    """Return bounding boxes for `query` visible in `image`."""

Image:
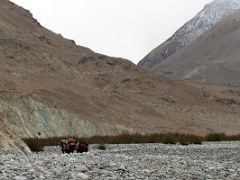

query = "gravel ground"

[0,142,240,180]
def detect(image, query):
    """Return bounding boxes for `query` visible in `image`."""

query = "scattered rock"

[0,143,240,179]
[77,172,89,179]
[14,176,27,180]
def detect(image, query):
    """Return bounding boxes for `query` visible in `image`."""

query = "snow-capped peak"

[138,0,240,69]
[172,0,240,46]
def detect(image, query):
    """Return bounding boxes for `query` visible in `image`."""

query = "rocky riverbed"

[1,142,240,179]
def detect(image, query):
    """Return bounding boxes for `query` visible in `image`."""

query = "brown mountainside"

[0,0,240,149]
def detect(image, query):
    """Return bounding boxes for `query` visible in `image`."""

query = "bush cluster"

[22,133,240,152]
[97,144,106,150]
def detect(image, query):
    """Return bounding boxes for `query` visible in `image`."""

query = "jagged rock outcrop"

[138,0,240,69]
[0,94,133,138]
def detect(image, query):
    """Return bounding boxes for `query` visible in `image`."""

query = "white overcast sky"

[11,0,212,64]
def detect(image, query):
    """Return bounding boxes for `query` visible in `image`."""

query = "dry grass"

[22,136,79,152]
[85,133,203,145]
[205,133,240,141]
[22,133,240,152]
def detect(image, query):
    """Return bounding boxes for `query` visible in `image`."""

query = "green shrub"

[205,133,226,141]
[163,138,176,145]
[97,144,106,150]
[179,142,190,146]
[191,139,202,145]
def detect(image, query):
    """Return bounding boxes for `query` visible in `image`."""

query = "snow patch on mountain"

[138,0,240,69]
[175,0,240,47]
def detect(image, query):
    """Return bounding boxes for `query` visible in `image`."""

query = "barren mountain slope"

[0,0,240,150]
[138,0,240,70]
[151,10,240,86]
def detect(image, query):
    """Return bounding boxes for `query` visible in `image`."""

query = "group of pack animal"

[60,138,88,154]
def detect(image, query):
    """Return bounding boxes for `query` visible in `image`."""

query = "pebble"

[77,172,89,179]
[14,176,27,180]
[39,175,45,179]
[0,142,240,179]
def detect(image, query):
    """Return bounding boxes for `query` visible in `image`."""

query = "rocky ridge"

[151,10,240,86]
[138,0,240,69]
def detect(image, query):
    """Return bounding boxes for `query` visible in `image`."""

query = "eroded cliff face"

[0,94,134,139]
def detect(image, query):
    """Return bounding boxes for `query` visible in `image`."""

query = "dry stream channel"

[1,142,240,179]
